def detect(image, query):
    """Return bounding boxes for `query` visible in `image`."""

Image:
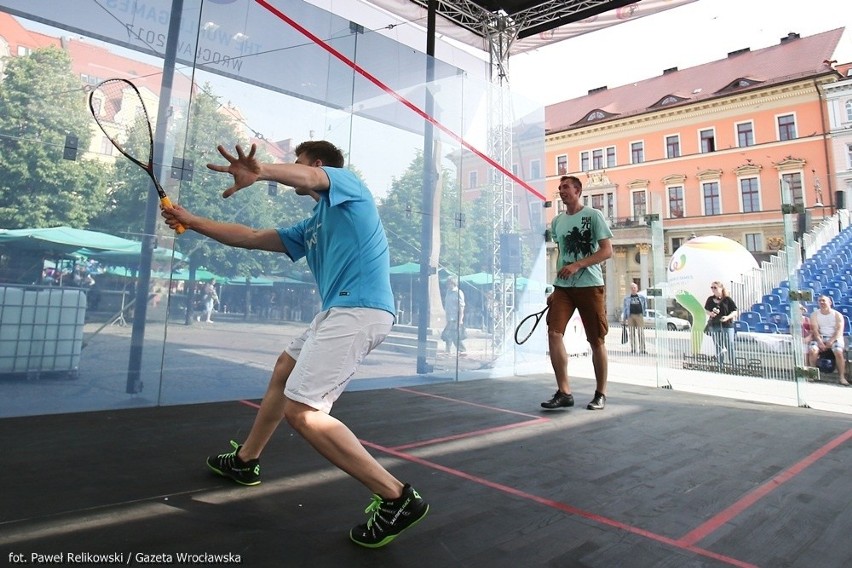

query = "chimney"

[588,86,607,95]
[780,32,800,44]
[663,66,678,75]
[727,47,750,58]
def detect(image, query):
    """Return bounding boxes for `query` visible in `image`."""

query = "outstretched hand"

[207,143,261,198]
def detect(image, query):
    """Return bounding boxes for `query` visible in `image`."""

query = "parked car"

[644,309,691,331]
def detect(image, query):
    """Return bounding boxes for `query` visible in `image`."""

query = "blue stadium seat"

[740,311,763,328]
[762,294,782,309]
[767,312,790,333]
[751,303,772,319]
[734,320,750,333]
[771,287,790,301]
[824,288,844,304]
[836,305,852,321]
[754,322,779,334]
[830,279,849,294]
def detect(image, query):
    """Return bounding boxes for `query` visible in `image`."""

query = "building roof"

[545,28,847,134]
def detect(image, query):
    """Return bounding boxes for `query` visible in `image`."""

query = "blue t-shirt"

[276,167,394,316]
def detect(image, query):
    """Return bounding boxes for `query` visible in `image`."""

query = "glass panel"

[0,1,548,418]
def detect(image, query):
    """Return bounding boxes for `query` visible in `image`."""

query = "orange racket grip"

[159,196,186,234]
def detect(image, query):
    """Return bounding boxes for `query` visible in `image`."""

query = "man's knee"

[283,399,315,431]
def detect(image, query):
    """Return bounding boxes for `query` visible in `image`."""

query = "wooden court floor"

[2,374,851,567]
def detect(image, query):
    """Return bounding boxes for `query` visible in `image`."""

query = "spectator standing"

[441,276,466,356]
[202,279,219,323]
[621,282,647,354]
[704,281,738,368]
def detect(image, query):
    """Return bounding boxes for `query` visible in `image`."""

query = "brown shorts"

[546,285,608,347]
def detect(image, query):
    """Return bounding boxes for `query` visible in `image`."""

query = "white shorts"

[283,307,393,413]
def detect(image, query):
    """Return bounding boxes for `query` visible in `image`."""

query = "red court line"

[677,427,852,547]
[254,0,547,201]
[239,399,261,409]
[361,439,758,568]
[390,417,548,451]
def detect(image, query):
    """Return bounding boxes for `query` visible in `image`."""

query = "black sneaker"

[206,440,261,486]
[541,391,574,409]
[350,484,429,548]
[587,391,606,410]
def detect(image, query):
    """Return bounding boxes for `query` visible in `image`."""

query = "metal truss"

[405,0,627,39]
[485,10,517,354]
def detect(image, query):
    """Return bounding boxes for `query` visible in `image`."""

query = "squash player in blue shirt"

[162,141,428,548]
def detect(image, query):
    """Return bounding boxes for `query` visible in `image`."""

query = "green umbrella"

[171,268,226,282]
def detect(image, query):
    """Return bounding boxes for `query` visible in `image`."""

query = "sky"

[509,0,852,107]
[9,0,851,196]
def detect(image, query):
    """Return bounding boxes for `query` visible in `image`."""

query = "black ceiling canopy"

[408,0,638,40]
[366,0,697,56]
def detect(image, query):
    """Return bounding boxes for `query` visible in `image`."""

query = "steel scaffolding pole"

[485,12,517,355]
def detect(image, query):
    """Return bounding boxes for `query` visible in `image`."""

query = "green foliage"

[164,83,314,279]
[378,151,493,277]
[0,46,110,228]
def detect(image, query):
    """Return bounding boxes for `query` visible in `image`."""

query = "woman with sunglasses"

[704,281,738,369]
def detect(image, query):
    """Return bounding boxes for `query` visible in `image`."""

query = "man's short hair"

[295,140,345,168]
[560,175,583,192]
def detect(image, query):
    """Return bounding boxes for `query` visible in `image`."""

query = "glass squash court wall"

[0,0,549,418]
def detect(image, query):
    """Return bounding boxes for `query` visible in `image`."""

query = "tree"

[88,82,314,279]
[378,151,481,276]
[170,84,314,280]
[0,46,109,228]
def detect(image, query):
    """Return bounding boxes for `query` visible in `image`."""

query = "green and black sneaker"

[206,440,261,486]
[350,484,429,548]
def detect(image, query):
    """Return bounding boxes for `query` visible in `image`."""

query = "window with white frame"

[671,237,684,252]
[592,149,603,170]
[632,190,647,220]
[530,159,542,179]
[580,151,590,172]
[666,134,681,158]
[781,172,804,206]
[846,100,852,122]
[702,181,721,215]
[847,143,852,169]
[528,201,544,229]
[699,128,716,153]
[556,154,568,175]
[468,170,478,189]
[739,177,760,212]
[585,191,615,220]
[667,186,684,218]
[736,122,754,147]
[744,233,763,252]
[606,146,616,168]
[99,135,113,156]
[777,113,796,141]
[630,141,644,164]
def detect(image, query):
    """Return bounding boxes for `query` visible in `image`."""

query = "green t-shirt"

[551,206,613,288]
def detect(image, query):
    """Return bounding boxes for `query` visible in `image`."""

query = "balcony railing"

[608,213,659,229]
